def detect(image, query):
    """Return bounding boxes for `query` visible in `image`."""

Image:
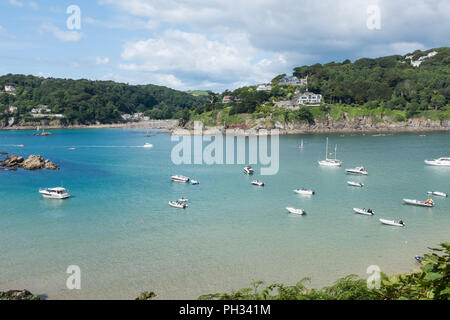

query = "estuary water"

[0,129,449,299]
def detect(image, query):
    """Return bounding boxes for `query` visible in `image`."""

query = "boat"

[191,180,200,185]
[415,256,425,263]
[346,167,368,175]
[427,191,448,197]
[244,166,254,174]
[318,137,342,167]
[178,197,188,202]
[353,208,375,216]
[68,147,76,150]
[347,181,364,187]
[286,207,306,215]
[169,201,187,209]
[403,198,434,207]
[251,180,264,186]
[143,143,153,148]
[39,187,70,199]
[294,189,315,195]
[299,139,304,149]
[379,218,405,227]
[171,175,190,183]
[424,157,450,166]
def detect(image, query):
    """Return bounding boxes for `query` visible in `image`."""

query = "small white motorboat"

[347,181,364,187]
[191,180,200,185]
[286,207,306,215]
[379,218,405,227]
[403,198,434,207]
[353,208,375,216]
[178,197,188,202]
[251,180,264,187]
[169,201,187,209]
[427,191,448,197]
[346,167,368,175]
[143,143,153,148]
[171,175,190,183]
[68,147,76,150]
[244,166,254,174]
[39,187,70,199]
[424,157,450,166]
[294,189,315,195]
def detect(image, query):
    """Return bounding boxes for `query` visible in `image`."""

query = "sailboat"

[299,139,304,149]
[318,137,342,167]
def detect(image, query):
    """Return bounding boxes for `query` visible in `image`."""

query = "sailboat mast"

[325,137,329,160]
[335,144,337,160]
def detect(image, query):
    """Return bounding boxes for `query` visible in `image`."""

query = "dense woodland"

[0,75,206,125]
[0,47,449,126]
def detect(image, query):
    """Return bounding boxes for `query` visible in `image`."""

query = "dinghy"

[347,181,364,187]
[346,167,368,175]
[379,218,405,227]
[243,166,254,175]
[294,189,315,195]
[251,180,264,187]
[427,191,448,197]
[286,207,306,215]
[191,180,200,185]
[169,201,187,209]
[403,198,434,207]
[171,175,190,183]
[353,208,375,216]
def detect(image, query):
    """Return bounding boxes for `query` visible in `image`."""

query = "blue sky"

[0,0,449,92]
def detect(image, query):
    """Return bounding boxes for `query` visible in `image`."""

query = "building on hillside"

[121,114,132,121]
[222,95,233,103]
[8,106,17,113]
[31,107,52,114]
[278,75,301,86]
[4,85,16,92]
[297,92,322,105]
[256,84,272,91]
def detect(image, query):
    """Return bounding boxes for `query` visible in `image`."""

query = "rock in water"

[0,154,24,167]
[0,289,40,300]
[22,155,44,170]
[44,159,59,170]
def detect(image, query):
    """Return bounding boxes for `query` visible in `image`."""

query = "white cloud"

[95,56,110,65]
[40,24,83,42]
[9,0,24,7]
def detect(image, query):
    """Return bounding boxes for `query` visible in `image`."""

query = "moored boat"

[244,166,254,174]
[39,187,70,199]
[347,181,364,187]
[251,180,264,187]
[191,180,200,185]
[353,208,375,216]
[294,188,315,195]
[346,167,368,175]
[318,138,342,167]
[379,218,405,227]
[143,143,153,148]
[286,207,306,215]
[169,201,187,209]
[427,191,448,197]
[403,198,434,207]
[424,157,450,166]
[171,175,190,183]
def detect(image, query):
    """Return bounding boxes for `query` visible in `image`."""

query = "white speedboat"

[286,207,306,215]
[143,143,153,148]
[191,180,200,185]
[169,201,187,209]
[244,166,254,174]
[379,218,405,227]
[347,181,364,187]
[353,208,375,216]
[427,191,448,197]
[346,167,368,175]
[171,175,190,183]
[251,180,264,187]
[178,197,188,202]
[39,187,70,199]
[294,189,315,195]
[403,198,434,207]
[424,157,450,166]
[318,138,342,167]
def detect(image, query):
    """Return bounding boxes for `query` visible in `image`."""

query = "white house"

[121,114,132,121]
[8,106,17,113]
[278,75,301,86]
[297,92,322,105]
[256,84,272,91]
[31,107,52,114]
[4,85,16,92]
[222,95,233,103]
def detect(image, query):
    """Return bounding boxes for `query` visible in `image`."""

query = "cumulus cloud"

[101,0,450,90]
[40,24,83,42]
[95,56,110,65]
[9,0,24,7]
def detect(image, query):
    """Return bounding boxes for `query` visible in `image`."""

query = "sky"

[0,0,449,92]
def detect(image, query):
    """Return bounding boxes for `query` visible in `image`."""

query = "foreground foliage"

[198,243,449,300]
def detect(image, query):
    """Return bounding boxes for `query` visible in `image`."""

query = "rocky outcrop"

[0,154,59,170]
[0,289,40,300]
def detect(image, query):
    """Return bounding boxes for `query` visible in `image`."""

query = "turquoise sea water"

[0,129,449,299]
